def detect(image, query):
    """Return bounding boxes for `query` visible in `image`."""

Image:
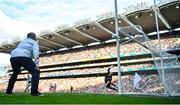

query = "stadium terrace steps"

[6,47,180,81]
[9,49,180,70]
[16,65,180,81]
[8,47,180,73]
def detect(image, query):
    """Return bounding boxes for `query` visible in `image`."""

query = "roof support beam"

[120,15,144,34]
[8,43,16,47]
[0,46,9,50]
[95,22,115,35]
[38,37,67,48]
[39,45,52,50]
[9,40,52,51]
[0,42,51,53]
[8,42,52,51]
[0,50,10,54]
[1,44,16,50]
[0,46,11,53]
[72,28,100,42]
[53,32,83,45]
[152,8,172,29]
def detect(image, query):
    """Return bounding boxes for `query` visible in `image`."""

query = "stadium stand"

[0,0,180,95]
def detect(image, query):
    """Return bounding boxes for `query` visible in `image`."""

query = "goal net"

[117,25,180,96]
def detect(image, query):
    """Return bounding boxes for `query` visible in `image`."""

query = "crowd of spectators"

[120,74,163,93]
[121,63,154,71]
[39,43,115,65]
[39,35,179,66]
[63,74,163,94]
[1,34,179,94]
[123,2,148,14]
[4,73,163,94]
[16,64,154,79]
[0,81,26,92]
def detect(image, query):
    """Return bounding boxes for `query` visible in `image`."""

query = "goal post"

[115,25,180,96]
[114,0,180,96]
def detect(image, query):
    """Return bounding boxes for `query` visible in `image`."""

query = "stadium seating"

[1,32,179,94]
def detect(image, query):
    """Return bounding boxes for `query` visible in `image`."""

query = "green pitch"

[0,92,180,104]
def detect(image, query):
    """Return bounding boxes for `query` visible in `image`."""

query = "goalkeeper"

[104,65,118,91]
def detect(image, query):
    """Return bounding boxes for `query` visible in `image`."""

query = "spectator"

[54,83,57,92]
[49,83,53,92]
[6,32,43,96]
[70,86,73,93]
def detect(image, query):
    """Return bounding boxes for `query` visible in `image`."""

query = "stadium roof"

[0,0,180,54]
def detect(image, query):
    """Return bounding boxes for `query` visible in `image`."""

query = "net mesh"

[119,25,180,96]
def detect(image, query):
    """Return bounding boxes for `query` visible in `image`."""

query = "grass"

[0,92,180,104]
